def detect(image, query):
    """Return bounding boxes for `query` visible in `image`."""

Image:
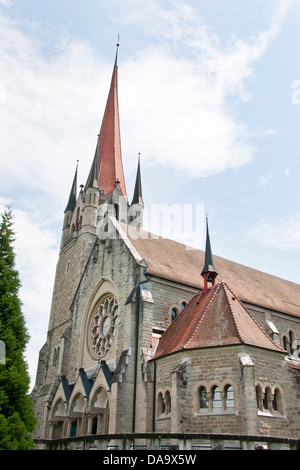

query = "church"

[32,45,300,450]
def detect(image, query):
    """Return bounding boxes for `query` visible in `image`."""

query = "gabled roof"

[153,281,286,360]
[123,225,300,318]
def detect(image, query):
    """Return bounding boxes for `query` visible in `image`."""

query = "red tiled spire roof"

[153,281,285,360]
[88,45,127,199]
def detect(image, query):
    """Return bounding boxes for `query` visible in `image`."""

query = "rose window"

[89,295,118,358]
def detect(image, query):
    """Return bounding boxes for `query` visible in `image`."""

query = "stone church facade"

[32,47,300,446]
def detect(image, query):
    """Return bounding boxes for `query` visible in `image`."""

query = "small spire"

[131,153,144,206]
[64,161,78,213]
[201,215,218,295]
[86,142,100,190]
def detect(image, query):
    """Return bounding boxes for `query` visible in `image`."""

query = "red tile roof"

[153,282,286,360]
[96,63,127,199]
[124,227,300,318]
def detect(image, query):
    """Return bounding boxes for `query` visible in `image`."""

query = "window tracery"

[88,294,118,359]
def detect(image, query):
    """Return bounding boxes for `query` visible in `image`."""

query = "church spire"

[86,143,99,189]
[131,154,144,206]
[91,42,127,199]
[201,216,218,295]
[64,161,78,213]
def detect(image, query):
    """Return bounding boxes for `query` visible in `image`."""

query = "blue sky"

[0,0,299,386]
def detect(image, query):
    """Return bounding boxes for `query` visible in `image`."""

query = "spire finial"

[115,34,120,66]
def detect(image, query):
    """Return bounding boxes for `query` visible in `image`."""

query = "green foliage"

[0,208,36,450]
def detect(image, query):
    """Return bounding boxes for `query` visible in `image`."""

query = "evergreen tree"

[0,208,36,450]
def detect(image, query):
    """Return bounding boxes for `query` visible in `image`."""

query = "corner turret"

[128,154,144,228]
[62,162,78,242]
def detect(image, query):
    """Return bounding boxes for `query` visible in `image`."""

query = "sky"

[0,0,299,388]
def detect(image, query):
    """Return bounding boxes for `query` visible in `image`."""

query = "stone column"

[170,367,180,432]
[170,359,190,433]
[238,352,258,435]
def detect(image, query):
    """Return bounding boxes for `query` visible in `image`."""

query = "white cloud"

[121,51,253,178]
[0,0,12,7]
[248,213,300,251]
[0,12,112,204]
[109,0,294,177]
[249,129,278,137]
[0,0,294,196]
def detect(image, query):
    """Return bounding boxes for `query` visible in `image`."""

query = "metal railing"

[34,432,300,451]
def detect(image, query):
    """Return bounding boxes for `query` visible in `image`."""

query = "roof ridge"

[222,281,286,351]
[184,283,221,350]
[222,281,244,343]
